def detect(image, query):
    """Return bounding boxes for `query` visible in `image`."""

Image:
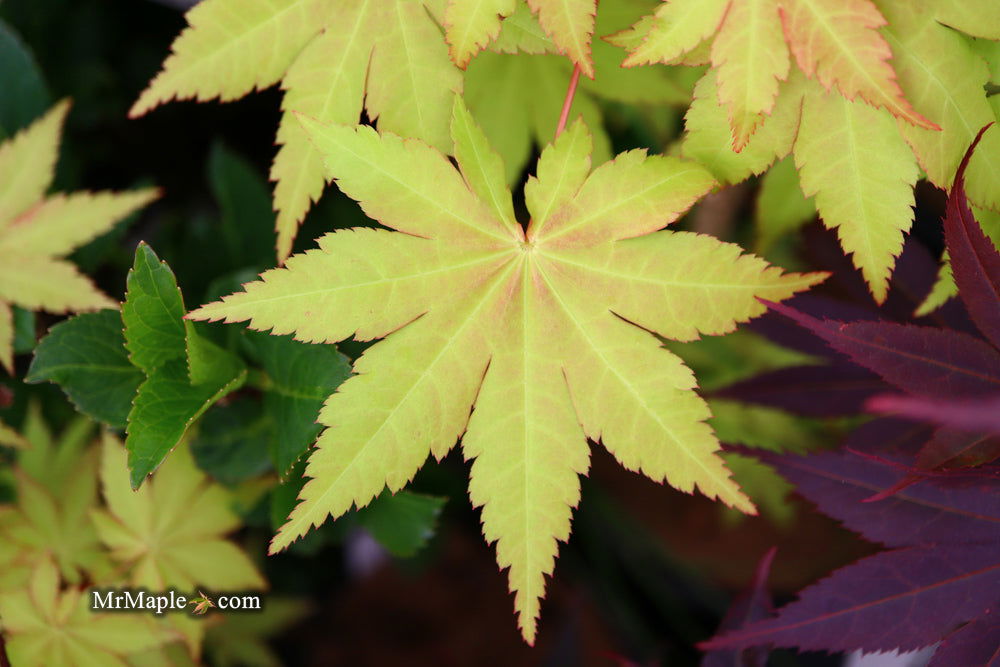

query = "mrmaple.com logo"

[90,588,261,615]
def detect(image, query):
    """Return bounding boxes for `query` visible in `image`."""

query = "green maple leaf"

[0,101,158,373]
[131,0,463,263]
[0,559,170,666]
[189,97,822,642]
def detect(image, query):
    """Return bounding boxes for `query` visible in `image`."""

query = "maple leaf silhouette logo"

[188,591,215,615]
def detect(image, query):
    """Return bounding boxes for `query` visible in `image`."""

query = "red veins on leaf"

[702,128,1000,660]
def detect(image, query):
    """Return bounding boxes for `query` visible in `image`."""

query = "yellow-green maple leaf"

[131,0,462,264]
[711,0,789,150]
[682,69,805,184]
[0,410,113,592]
[618,0,999,302]
[618,0,730,67]
[445,0,519,67]
[0,102,158,373]
[793,79,919,302]
[527,0,597,76]
[876,0,1000,212]
[931,0,1000,40]
[777,0,935,130]
[0,558,170,666]
[188,98,823,642]
[92,435,265,658]
[91,434,264,594]
[618,0,936,150]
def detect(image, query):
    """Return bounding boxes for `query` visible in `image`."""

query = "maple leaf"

[453,0,600,75]
[866,125,1000,444]
[188,96,823,642]
[619,0,935,144]
[91,434,265,594]
[0,558,171,665]
[0,101,158,373]
[525,0,597,77]
[188,591,216,616]
[916,206,1000,317]
[701,446,1000,655]
[702,547,776,667]
[445,0,519,68]
[92,433,266,656]
[465,0,694,183]
[131,0,462,263]
[0,408,112,591]
[876,1,1000,212]
[703,135,1000,659]
[619,0,1000,303]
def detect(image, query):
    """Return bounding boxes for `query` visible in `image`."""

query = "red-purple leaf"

[944,124,1000,351]
[927,612,1000,667]
[714,364,882,417]
[751,448,1000,546]
[917,427,1000,470]
[749,293,880,360]
[840,418,933,461]
[868,394,1000,437]
[762,300,1000,397]
[700,544,1000,654]
[702,548,776,667]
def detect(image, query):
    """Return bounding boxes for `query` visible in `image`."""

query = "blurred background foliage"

[0,0,958,664]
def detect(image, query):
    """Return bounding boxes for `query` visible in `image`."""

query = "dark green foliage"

[25,310,141,428]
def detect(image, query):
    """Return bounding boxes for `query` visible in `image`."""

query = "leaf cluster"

[703,129,1000,664]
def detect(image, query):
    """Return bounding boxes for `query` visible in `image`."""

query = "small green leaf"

[244,330,351,476]
[25,310,142,428]
[122,243,187,372]
[127,357,245,488]
[357,490,447,558]
[122,243,246,487]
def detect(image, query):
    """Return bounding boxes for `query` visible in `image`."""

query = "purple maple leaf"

[702,548,776,667]
[927,613,1000,667]
[944,123,1000,350]
[701,545,1000,654]
[714,363,883,417]
[760,301,1000,398]
[744,447,1000,547]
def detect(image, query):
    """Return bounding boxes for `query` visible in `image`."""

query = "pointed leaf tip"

[944,123,1000,349]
